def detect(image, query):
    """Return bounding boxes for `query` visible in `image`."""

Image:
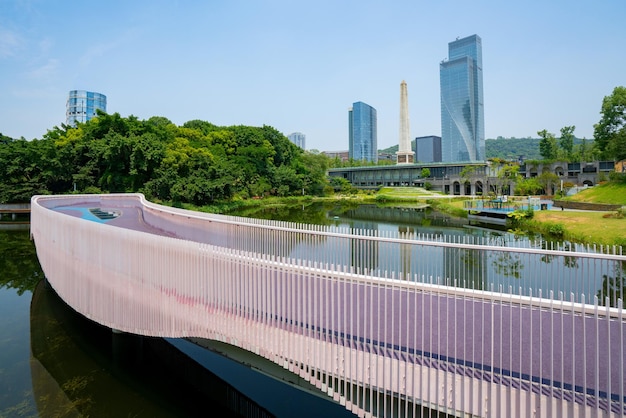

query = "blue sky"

[1,0,624,151]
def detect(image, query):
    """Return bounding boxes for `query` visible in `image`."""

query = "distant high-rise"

[396,81,414,164]
[440,34,485,162]
[287,132,306,149]
[349,101,378,163]
[414,135,442,163]
[66,90,107,126]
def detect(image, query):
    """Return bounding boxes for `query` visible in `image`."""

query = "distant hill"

[486,137,541,160]
[380,137,590,161]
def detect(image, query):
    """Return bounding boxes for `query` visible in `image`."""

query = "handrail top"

[32,194,626,262]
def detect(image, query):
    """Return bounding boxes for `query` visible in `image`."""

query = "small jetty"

[0,203,31,223]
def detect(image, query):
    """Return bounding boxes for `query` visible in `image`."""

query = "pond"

[226,202,625,306]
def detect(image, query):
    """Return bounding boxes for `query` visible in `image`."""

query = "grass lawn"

[377,187,443,198]
[533,209,626,246]
[566,182,626,205]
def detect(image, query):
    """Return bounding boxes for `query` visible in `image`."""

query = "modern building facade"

[414,135,442,163]
[287,132,306,149]
[349,101,378,163]
[440,34,485,162]
[66,90,107,126]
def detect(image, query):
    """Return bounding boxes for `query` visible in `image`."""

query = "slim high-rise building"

[66,90,107,126]
[349,101,378,163]
[287,132,306,149]
[440,34,485,162]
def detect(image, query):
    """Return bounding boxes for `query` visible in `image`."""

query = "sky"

[1,0,625,151]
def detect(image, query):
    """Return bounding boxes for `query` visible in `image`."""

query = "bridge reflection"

[30,280,276,417]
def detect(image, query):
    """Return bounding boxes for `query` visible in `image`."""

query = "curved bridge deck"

[30,194,626,417]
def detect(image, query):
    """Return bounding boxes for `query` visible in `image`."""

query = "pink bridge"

[30,194,626,417]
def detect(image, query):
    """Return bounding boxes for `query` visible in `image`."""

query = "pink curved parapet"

[31,194,626,417]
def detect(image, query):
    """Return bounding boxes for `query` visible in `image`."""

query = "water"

[227,202,624,304]
[0,229,354,418]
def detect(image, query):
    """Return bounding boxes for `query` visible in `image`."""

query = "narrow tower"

[396,80,414,164]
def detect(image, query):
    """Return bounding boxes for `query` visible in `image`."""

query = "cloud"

[27,58,59,80]
[77,27,140,69]
[0,29,23,58]
[79,39,121,69]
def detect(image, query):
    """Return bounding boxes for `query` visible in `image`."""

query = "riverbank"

[529,182,626,247]
[168,184,626,248]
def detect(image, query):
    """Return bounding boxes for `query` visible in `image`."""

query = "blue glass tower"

[440,35,485,162]
[66,90,107,126]
[349,101,378,163]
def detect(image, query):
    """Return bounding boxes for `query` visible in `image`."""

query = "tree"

[495,162,520,195]
[559,126,575,159]
[514,177,542,196]
[537,129,558,160]
[538,171,559,196]
[594,86,626,161]
[420,167,431,178]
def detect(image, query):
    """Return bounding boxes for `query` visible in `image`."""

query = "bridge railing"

[31,194,626,417]
[129,194,626,307]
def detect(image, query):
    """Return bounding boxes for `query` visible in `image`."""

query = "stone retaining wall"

[552,200,621,211]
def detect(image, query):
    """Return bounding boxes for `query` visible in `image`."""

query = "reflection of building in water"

[399,226,415,279]
[344,205,467,230]
[349,220,379,274]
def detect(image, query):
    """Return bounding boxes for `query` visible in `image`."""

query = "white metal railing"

[31,194,626,417]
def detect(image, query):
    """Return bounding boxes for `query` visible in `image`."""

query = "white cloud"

[79,39,121,69]
[0,29,23,58]
[27,58,59,80]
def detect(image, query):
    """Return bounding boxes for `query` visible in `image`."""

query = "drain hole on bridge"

[89,208,120,220]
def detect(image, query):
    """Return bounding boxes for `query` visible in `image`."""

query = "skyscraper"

[287,132,306,149]
[414,135,442,163]
[66,90,107,126]
[440,34,485,162]
[349,101,378,163]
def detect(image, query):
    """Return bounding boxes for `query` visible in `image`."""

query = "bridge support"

[111,329,144,367]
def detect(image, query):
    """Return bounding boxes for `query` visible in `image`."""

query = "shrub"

[609,172,626,183]
[507,207,534,227]
[545,222,565,237]
[82,186,103,194]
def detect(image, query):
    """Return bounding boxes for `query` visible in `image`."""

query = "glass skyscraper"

[66,90,107,126]
[287,132,306,149]
[440,34,485,162]
[349,101,378,163]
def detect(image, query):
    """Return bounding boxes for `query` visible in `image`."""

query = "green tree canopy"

[537,129,558,160]
[559,126,575,159]
[594,86,626,161]
[0,113,332,204]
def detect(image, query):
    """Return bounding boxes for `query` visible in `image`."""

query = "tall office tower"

[66,90,107,126]
[287,132,306,149]
[348,101,378,163]
[440,34,485,162]
[396,80,415,164]
[414,135,442,163]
